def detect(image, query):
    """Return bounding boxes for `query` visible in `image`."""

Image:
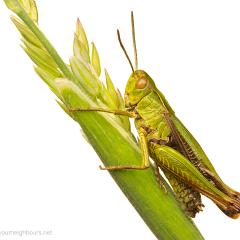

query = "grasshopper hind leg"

[198,166,240,218]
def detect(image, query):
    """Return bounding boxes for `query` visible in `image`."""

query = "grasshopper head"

[117,13,158,109]
[124,70,155,108]
[118,12,174,113]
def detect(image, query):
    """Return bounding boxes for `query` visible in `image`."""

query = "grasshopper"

[70,12,240,218]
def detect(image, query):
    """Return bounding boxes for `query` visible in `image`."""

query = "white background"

[0,0,240,239]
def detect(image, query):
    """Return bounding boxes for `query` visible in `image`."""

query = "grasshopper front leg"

[68,107,149,170]
[69,107,135,118]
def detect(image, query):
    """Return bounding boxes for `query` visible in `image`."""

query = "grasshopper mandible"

[70,12,240,218]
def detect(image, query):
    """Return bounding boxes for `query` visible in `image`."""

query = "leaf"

[116,88,125,109]
[22,45,60,77]
[22,39,58,68]
[34,66,62,99]
[69,56,100,97]
[4,0,23,13]
[73,33,90,63]
[18,0,38,22]
[105,69,119,107]
[11,16,42,47]
[76,18,89,55]
[91,42,101,76]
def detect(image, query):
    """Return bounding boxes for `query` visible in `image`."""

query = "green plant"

[3,0,204,239]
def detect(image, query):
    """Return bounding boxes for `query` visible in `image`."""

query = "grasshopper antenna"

[131,11,138,70]
[117,29,134,72]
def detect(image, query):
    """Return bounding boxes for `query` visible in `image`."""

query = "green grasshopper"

[70,12,240,218]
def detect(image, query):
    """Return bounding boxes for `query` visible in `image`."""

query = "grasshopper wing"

[169,115,240,218]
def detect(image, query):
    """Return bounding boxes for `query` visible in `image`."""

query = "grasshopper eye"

[136,78,148,89]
